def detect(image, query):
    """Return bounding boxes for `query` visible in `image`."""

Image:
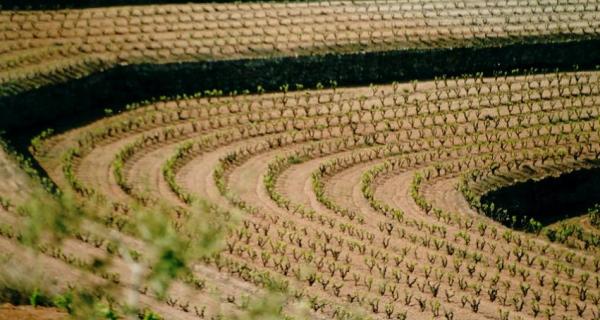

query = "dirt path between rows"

[0,304,66,320]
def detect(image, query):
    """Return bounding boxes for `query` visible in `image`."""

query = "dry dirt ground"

[0,304,66,320]
[0,149,35,203]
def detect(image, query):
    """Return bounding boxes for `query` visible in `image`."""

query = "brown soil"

[3,71,600,319]
[0,304,67,320]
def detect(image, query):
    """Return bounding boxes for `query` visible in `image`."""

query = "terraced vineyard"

[3,0,600,95]
[2,1,600,320]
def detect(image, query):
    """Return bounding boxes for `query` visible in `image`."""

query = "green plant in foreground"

[589,204,600,228]
[3,186,303,319]
[53,292,74,314]
[20,190,83,247]
[29,288,42,307]
[140,309,162,320]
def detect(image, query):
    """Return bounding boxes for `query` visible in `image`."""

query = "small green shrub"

[141,309,162,320]
[589,204,600,228]
[53,292,74,314]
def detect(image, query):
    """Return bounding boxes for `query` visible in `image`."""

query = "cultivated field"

[1,1,600,320]
[2,0,600,94]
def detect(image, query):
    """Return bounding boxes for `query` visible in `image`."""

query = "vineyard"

[3,0,600,96]
[2,1,600,320]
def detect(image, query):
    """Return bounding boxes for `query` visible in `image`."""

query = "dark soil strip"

[3,0,323,10]
[481,165,600,226]
[3,38,600,137]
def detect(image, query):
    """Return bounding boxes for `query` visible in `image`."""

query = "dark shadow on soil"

[3,0,321,10]
[4,38,600,140]
[2,38,600,177]
[480,166,600,226]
